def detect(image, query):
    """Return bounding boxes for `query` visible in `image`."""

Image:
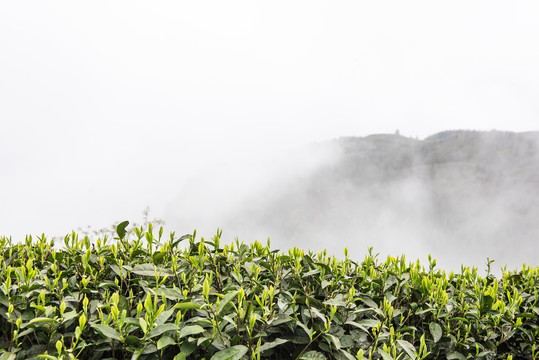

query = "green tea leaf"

[60,310,78,323]
[179,325,205,338]
[28,317,57,324]
[141,344,158,355]
[357,319,380,329]
[158,287,184,301]
[157,336,176,350]
[125,335,140,346]
[311,307,327,323]
[139,318,148,334]
[0,352,16,360]
[396,326,417,333]
[15,328,35,339]
[476,351,494,357]
[324,333,341,350]
[216,290,239,316]
[480,294,494,314]
[339,335,355,349]
[116,221,129,239]
[153,252,165,264]
[0,293,10,307]
[429,322,442,343]
[175,301,201,310]
[155,308,175,326]
[118,295,128,312]
[302,269,321,277]
[338,349,356,360]
[447,351,467,360]
[515,313,535,318]
[300,351,327,360]
[210,345,248,360]
[396,340,416,360]
[148,323,180,339]
[91,324,122,341]
[343,321,368,332]
[360,297,379,309]
[323,298,347,307]
[259,338,288,353]
[378,350,393,360]
[296,321,313,340]
[180,341,197,356]
[132,263,172,277]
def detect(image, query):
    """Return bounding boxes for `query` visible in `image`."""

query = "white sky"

[1,1,539,241]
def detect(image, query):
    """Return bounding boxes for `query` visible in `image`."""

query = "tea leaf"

[357,319,380,329]
[116,221,129,239]
[300,351,327,360]
[132,263,172,277]
[29,317,57,324]
[259,338,288,353]
[378,350,393,360]
[148,323,180,339]
[91,324,122,341]
[323,298,347,307]
[157,336,176,350]
[210,345,248,360]
[173,353,187,360]
[179,325,205,338]
[175,302,201,310]
[216,290,239,316]
[429,322,442,343]
[447,351,467,360]
[396,339,417,360]
[155,308,175,326]
[324,333,341,350]
[0,352,16,360]
[480,294,494,314]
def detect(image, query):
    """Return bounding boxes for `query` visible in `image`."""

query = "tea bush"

[0,223,537,359]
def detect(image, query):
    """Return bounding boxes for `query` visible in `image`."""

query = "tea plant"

[0,223,537,359]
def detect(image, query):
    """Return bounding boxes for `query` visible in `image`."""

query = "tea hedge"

[0,223,537,360]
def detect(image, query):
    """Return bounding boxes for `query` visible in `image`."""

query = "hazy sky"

[2,1,539,245]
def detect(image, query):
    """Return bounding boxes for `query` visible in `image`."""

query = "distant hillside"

[224,130,539,271]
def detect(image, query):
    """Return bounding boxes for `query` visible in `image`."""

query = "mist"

[165,131,539,275]
[2,2,539,277]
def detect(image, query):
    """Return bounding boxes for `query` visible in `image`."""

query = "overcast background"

[1,1,539,269]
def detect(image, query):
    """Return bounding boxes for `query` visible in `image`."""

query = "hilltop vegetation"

[222,130,539,270]
[0,225,538,359]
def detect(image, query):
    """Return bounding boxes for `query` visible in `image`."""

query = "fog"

[166,132,539,275]
[2,2,539,275]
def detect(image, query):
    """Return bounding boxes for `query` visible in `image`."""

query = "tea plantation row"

[0,223,537,359]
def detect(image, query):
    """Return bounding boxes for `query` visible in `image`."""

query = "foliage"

[0,224,538,360]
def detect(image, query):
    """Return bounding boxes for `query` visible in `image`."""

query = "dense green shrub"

[0,223,537,359]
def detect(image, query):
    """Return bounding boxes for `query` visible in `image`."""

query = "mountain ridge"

[225,130,539,271]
